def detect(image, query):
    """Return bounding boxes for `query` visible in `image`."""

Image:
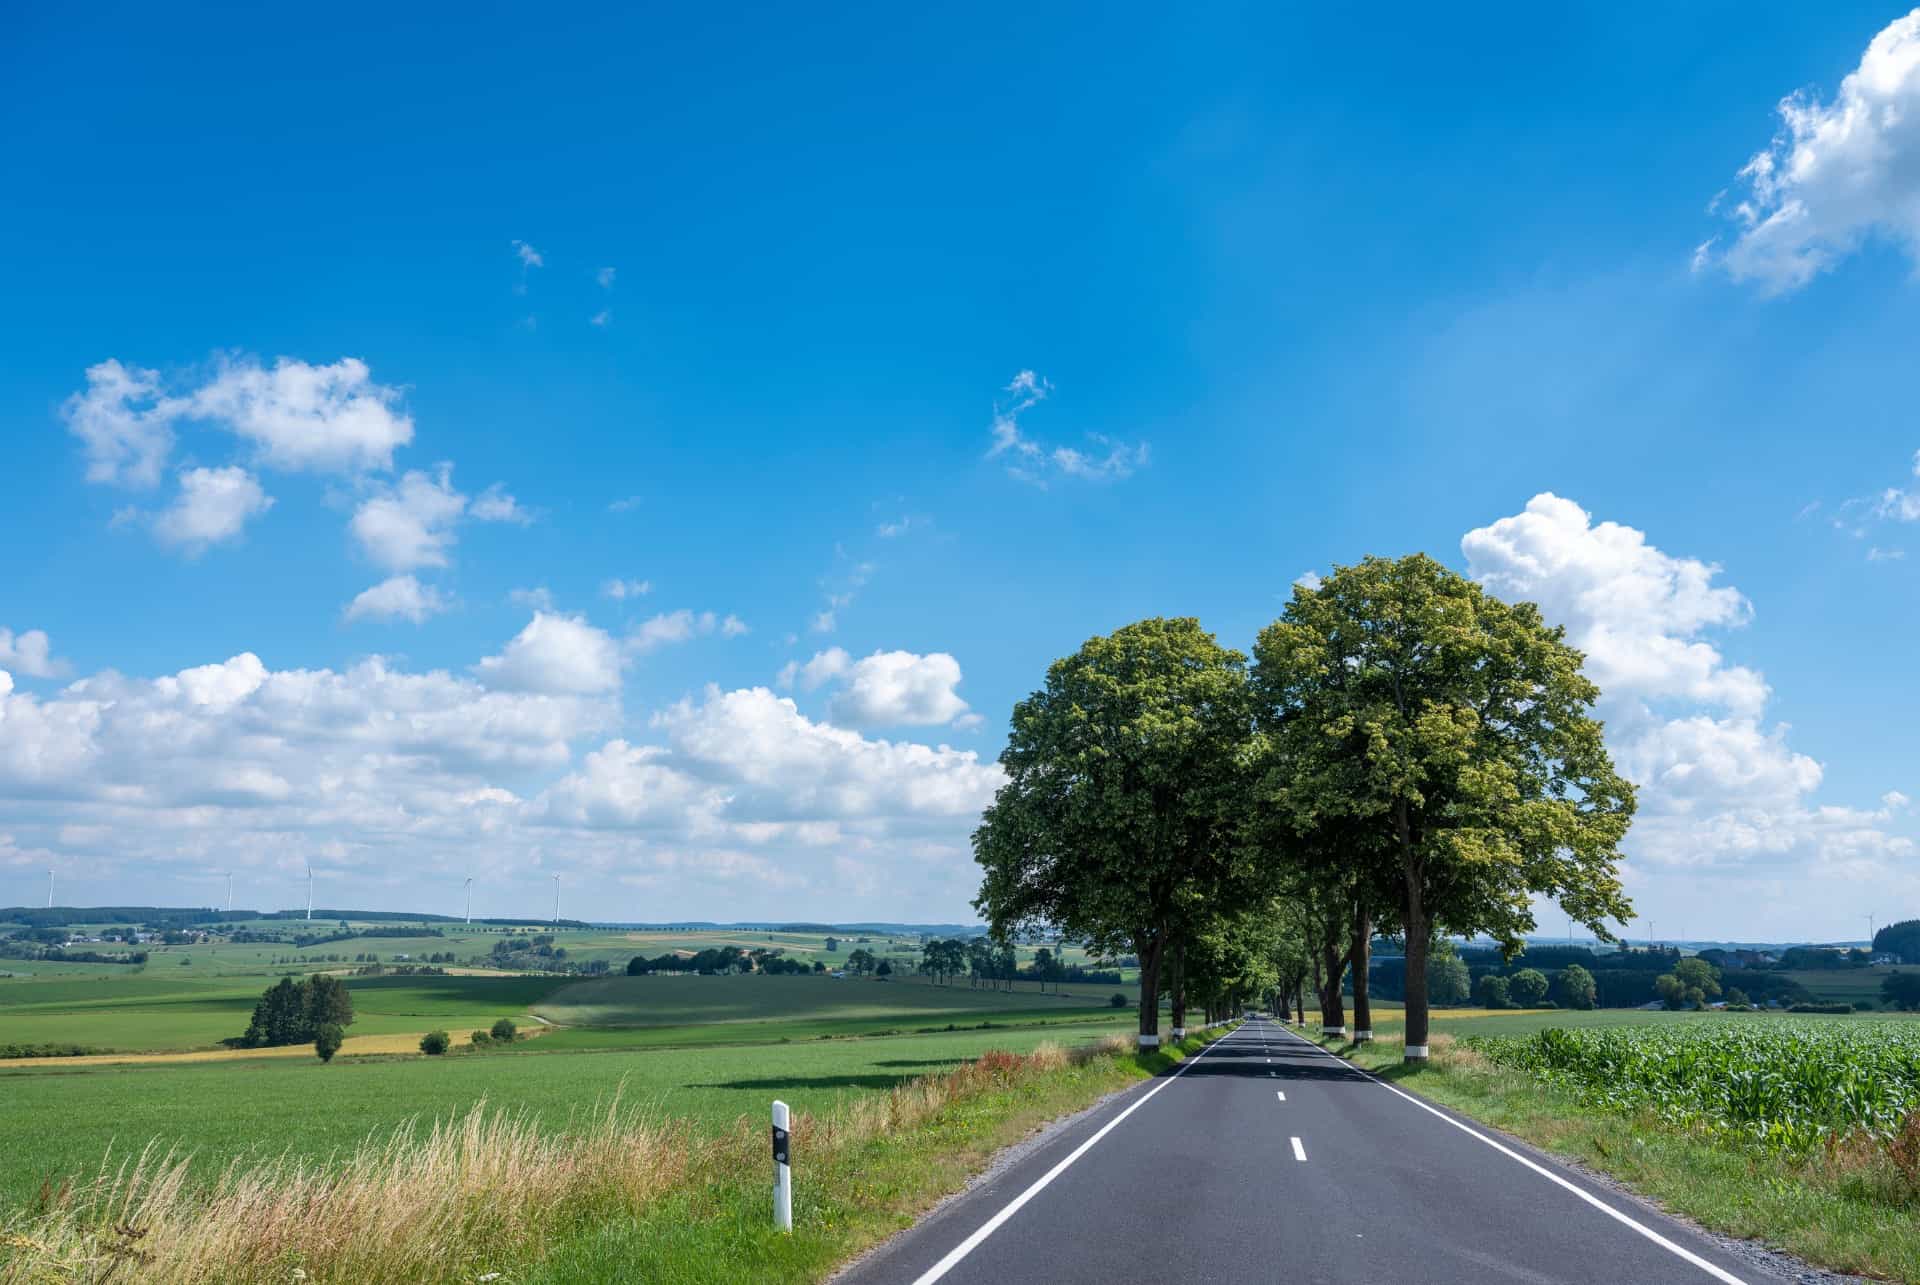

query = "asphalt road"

[838,1016,1770,1285]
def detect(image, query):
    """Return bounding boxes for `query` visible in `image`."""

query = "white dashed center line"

[1290,1137,1307,1162]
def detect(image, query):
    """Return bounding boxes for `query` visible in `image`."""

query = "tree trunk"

[1169,938,1187,1040]
[1295,978,1306,1025]
[1351,902,1373,1043]
[1319,939,1346,1038]
[1135,936,1163,1049]
[1401,876,1430,1061]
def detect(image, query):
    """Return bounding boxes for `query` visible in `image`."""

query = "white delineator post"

[772,1100,793,1232]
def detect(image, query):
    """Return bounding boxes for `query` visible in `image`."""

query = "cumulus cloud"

[0,628,69,679]
[62,353,416,491]
[986,371,1148,487]
[188,356,414,474]
[474,612,624,694]
[596,267,616,289]
[0,635,999,917]
[779,648,972,727]
[600,578,652,601]
[626,609,748,654]
[61,360,177,487]
[343,575,451,624]
[350,466,467,572]
[469,483,531,524]
[1704,10,1920,291]
[1462,493,1911,882]
[153,467,274,553]
[512,240,544,269]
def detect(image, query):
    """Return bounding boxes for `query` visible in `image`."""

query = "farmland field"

[0,1015,1134,1206]
[1466,1018,1920,1148]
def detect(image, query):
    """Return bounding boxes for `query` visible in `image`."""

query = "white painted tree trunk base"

[1171,1027,1185,1040]
[1353,1029,1372,1042]
[1404,1043,1430,1060]
[1321,1025,1346,1037]
[1137,1034,1160,1048]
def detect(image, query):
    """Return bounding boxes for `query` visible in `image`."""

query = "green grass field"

[0,1017,1134,1206]
[535,972,1125,1029]
[0,974,568,1052]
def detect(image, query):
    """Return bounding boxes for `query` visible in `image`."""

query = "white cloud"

[1462,493,1911,881]
[650,685,1002,821]
[1868,546,1907,561]
[0,637,997,918]
[1464,493,1767,716]
[778,647,850,691]
[63,354,414,488]
[512,240,544,269]
[596,267,616,289]
[189,356,414,474]
[780,648,971,727]
[1293,570,1323,591]
[474,612,624,695]
[350,466,468,572]
[601,578,652,601]
[0,628,69,679]
[344,575,451,625]
[589,310,611,328]
[985,370,1147,487]
[153,467,274,554]
[469,483,531,524]
[508,586,555,611]
[626,609,748,654]
[876,516,920,538]
[61,360,176,487]
[608,495,643,513]
[1706,10,1920,291]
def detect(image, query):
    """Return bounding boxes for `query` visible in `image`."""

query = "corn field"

[1466,1020,1920,1151]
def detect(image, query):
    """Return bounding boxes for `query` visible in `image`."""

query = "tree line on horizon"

[972,553,1637,1060]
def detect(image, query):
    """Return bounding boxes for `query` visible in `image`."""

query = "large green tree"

[974,618,1250,1048]
[1251,555,1635,1061]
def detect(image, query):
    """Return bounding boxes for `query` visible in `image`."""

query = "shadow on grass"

[687,1074,920,1091]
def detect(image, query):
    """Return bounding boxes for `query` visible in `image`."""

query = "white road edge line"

[905,1027,1229,1285]
[1272,1026,1749,1285]
[1290,1135,1307,1162]
[1276,1090,1286,1101]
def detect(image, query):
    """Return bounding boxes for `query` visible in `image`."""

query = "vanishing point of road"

[839,1016,1768,1285]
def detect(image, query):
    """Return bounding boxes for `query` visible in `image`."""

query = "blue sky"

[4,3,1919,938]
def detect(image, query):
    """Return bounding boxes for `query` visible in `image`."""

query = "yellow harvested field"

[0,1025,547,1070]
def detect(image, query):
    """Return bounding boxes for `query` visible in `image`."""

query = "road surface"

[839,1016,1770,1285]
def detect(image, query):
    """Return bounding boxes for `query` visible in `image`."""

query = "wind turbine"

[464,876,473,925]
[551,874,560,926]
[225,872,233,915]
[46,867,54,909]
[305,862,314,921]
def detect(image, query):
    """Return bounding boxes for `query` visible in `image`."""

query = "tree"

[1250,555,1635,1061]
[1881,970,1920,1011]
[1473,974,1512,1009]
[626,955,646,975]
[1553,964,1597,1010]
[1724,987,1750,1008]
[313,1022,344,1063]
[876,959,893,977]
[825,936,840,954]
[974,618,1251,1049]
[1654,973,1687,1010]
[1033,947,1056,994]
[419,1030,450,1055]
[1427,955,1471,1006]
[1873,920,1920,964]
[304,974,353,1029]
[1509,968,1550,1007]
[491,1018,518,1042]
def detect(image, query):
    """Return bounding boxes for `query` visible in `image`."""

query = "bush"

[314,1023,344,1063]
[490,1018,517,1042]
[1109,993,1128,1008]
[1509,968,1550,1008]
[1473,974,1512,1009]
[419,1031,451,1055]
[469,1030,492,1048]
[1787,1003,1853,1015]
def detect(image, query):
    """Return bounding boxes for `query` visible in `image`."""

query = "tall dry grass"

[0,1039,1132,1283]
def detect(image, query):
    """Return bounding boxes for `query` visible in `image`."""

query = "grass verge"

[0,1026,1232,1283]
[1309,1026,1920,1282]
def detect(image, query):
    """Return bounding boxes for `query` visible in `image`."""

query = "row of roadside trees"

[971,554,1638,1061]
